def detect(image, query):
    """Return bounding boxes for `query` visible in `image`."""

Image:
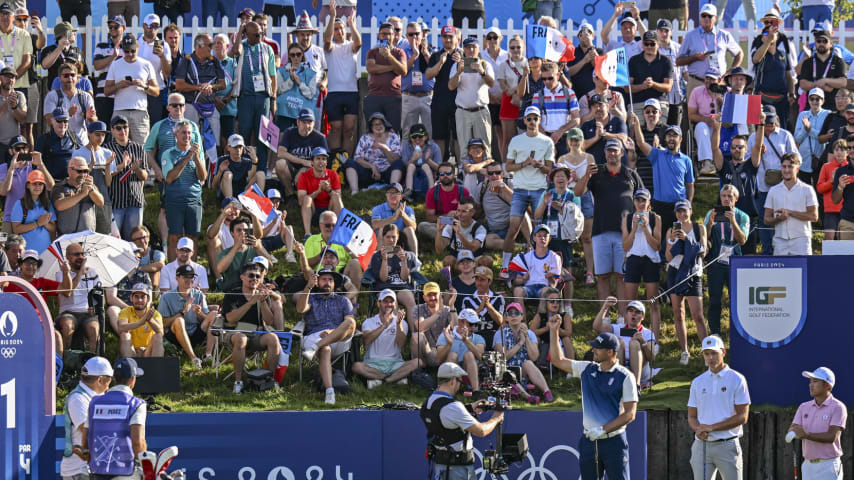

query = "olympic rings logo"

[473,444,582,480]
[1,347,16,359]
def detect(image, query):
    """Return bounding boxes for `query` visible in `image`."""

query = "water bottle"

[415,145,423,166]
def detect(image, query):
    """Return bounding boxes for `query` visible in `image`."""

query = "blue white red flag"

[594,48,630,87]
[238,185,277,224]
[328,208,378,270]
[721,93,762,125]
[525,24,575,62]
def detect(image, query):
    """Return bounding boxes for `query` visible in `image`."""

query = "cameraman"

[421,362,504,480]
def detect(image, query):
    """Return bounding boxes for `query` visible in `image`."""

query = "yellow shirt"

[119,306,164,349]
[0,26,33,89]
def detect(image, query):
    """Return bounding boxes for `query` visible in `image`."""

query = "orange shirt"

[816,159,847,213]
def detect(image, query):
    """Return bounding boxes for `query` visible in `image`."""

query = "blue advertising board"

[0,279,57,480]
[730,256,852,407]
[55,409,647,479]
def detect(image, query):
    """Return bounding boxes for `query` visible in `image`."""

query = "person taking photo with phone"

[0,135,54,234]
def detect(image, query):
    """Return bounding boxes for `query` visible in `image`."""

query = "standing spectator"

[401,123,441,198]
[830,139,854,240]
[800,25,847,114]
[712,122,762,254]
[688,335,750,480]
[497,35,527,158]
[764,154,819,255]
[817,139,848,240]
[534,0,561,23]
[52,157,103,235]
[108,0,139,29]
[620,189,662,339]
[567,22,598,100]
[274,43,319,133]
[297,146,343,236]
[72,121,115,235]
[426,26,461,160]
[323,6,361,156]
[213,33,236,151]
[481,27,507,159]
[35,107,80,181]
[688,71,725,176]
[788,367,847,479]
[43,63,96,146]
[159,237,209,293]
[451,0,484,28]
[751,12,797,132]
[263,0,295,28]
[164,23,183,79]
[9,170,55,253]
[292,12,327,87]
[628,31,674,120]
[801,0,834,28]
[201,0,228,26]
[581,93,628,165]
[12,8,41,147]
[161,120,207,260]
[153,0,184,21]
[105,115,147,240]
[629,98,666,193]
[39,22,87,88]
[557,129,596,282]
[575,139,644,309]
[104,34,159,144]
[400,21,434,138]
[796,88,831,186]
[211,134,262,200]
[602,5,645,59]
[655,19,684,128]
[174,33,225,156]
[747,105,798,254]
[676,4,743,100]
[92,16,127,125]
[0,138,53,234]
[344,112,403,194]
[648,1,687,35]
[0,3,31,93]
[231,21,277,177]
[137,17,171,123]
[530,61,580,157]
[0,65,25,148]
[364,23,406,133]
[314,0,357,23]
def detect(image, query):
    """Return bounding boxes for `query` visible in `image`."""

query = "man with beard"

[581,94,628,164]
[352,289,421,389]
[43,63,95,146]
[566,22,600,99]
[417,162,471,241]
[116,283,166,358]
[799,25,847,112]
[631,116,694,234]
[91,16,127,123]
[160,237,209,293]
[52,156,103,235]
[764,154,819,255]
[275,109,328,197]
[296,268,357,405]
[55,242,101,353]
[293,242,359,302]
[216,216,273,292]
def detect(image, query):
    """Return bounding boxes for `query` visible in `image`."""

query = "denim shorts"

[592,232,625,275]
[165,203,203,236]
[522,283,548,299]
[510,188,546,217]
[579,191,594,218]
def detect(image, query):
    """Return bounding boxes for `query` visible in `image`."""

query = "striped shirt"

[105,138,147,209]
[93,42,118,99]
[531,85,579,133]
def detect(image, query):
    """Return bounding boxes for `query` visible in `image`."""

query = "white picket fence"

[43,14,850,74]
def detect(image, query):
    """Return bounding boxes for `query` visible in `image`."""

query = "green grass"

[54,179,746,413]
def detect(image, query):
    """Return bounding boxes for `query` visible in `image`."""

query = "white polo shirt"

[687,365,751,441]
[764,179,818,240]
[60,382,100,477]
[449,60,494,109]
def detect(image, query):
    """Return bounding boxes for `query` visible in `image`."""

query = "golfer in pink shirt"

[788,367,847,480]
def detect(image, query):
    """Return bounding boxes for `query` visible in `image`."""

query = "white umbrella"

[38,230,139,287]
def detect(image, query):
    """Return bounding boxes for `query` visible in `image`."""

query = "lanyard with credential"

[246,44,263,74]
[546,190,570,219]
[699,28,717,53]
[813,54,832,80]
[0,31,15,55]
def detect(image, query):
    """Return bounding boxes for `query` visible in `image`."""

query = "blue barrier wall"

[55,409,647,479]
[730,256,853,407]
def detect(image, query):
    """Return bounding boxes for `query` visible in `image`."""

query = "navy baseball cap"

[298,108,315,121]
[111,115,129,127]
[467,137,485,148]
[9,135,27,147]
[634,188,651,200]
[664,125,682,136]
[113,357,144,380]
[462,36,478,47]
[52,107,69,120]
[674,198,692,211]
[589,332,620,350]
[221,196,239,208]
[311,146,329,157]
[87,121,108,133]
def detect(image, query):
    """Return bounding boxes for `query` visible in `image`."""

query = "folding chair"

[210,316,291,380]
[292,320,362,381]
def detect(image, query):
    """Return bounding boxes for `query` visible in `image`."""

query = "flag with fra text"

[594,48,630,87]
[525,24,575,62]
[328,208,378,270]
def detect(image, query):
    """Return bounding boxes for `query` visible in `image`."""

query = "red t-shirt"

[425,185,471,215]
[296,168,341,209]
[4,277,61,308]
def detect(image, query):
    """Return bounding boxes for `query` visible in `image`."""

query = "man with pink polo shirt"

[787,367,846,480]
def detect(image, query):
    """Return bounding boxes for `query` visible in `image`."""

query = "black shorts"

[666,265,703,297]
[326,92,359,122]
[825,212,841,232]
[263,4,296,26]
[60,0,91,22]
[488,104,500,125]
[165,326,207,348]
[624,255,661,284]
[431,101,457,141]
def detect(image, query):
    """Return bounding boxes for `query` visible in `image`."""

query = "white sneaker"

[201,353,213,364]
[396,378,408,385]
[302,349,316,362]
[233,381,244,394]
[269,256,278,264]
[285,251,297,263]
[325,389,336,405]
[567,372,573,379]
[192,357,203,369]
[680,351,690,365]
[700,160,716,175]
[367,379,382,390]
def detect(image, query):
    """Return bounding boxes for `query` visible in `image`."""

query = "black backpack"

[433,183,464,213]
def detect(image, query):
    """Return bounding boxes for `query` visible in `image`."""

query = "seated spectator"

[36,107,82,181]
[56,243,101,353]
[295,269,357,405]
[160,237,209,293]
[117,283,165,358]
[593,297,656,389]
[703,184,749,337]
[211,134,262,200]
[206,200,263,284]
[765,154,819,254]
[474,163,530,250]
[161,120,208,260]
[292,242,359,302]
[665,199,708,365]
[248,256,285,330]
[435,197,486,268]
[621,188,662,340]
[43,62,96,145]
[460,137,494,196]
[274,109,328,197]
[260,188,296,261]
[448,250,477,311]
[106,246,154,334]
[222,263,288,394]
[352,289,421,388]
[688,70,724,176]
[4,249,71,308]
[128,225,165,288]
[817,139,849,240]
[52,157,104,235]
[435,308,484,392]
[410,282,457,366]
[578,73,627,124]
[401,123,441,199]
[2,234,25,274]
[73,121,116,234]
[510,224,561,301]
[371,182,418,255]
[494,301,554,404]
[461,266,505,349]
[345,112,403,195]
[529,287,574,362]
[297,146,343,238]
[105,115,147,241]
[10,170,56,253]
[370,224,420,317]
[0,138,54,234]
[303,210,363,284]
[216,216,273,292]
[275,42,320,132]
[158,264,217,367]
[417,162,471,241]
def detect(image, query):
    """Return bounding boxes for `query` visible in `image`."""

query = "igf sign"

[0,278,56,478]
[732,258,808,348]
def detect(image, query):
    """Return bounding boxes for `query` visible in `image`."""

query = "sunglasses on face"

[487,171,502,176]
[506,311,522,317]
[816,38,829,44]
[179,274,197,279]
[509,46,521,50]
[14,17,28,22]
[169,103,185,108]
[407,32,420,37]
[438,171,454,176]
[13,146,27,152]
[113,125,128,130]
[393,27,402,32]
[542,76,555,81]
[123,49,137,54]
[108,25,121,30]
[486,34,498,40]
[62,73,77,78]
[245,273,262,279]
[289,52,302,57]
[731,145,746,150]
[644,109,658,115]
[643,42,656,47]
[56,119,69,124]
[701,13,714,18]
[73,168,90,174]
[547,298,561,304]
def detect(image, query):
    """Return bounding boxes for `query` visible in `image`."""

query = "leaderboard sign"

[0,279,56,479]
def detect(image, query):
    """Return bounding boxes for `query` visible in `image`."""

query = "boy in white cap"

[211,134,263,198]
[687,335,750,480]
[159,236,209,293]
[593,297,656,389]
[60,356,113,480]
[788,367,846,480]
[436,308,484,392]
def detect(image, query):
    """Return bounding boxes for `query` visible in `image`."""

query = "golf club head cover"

[139,450,157,480]
[156,446,179,475]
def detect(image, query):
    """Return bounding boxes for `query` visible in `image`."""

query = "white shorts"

[772,236,812,256]
[303,331,353,357]
[801,457,842,480]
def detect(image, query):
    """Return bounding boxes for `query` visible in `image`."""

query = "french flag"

[328,208,378,270]
[526,24,575,63]
[721,93,762,125]
[238,185,278,224]
[119,168,133,183]
[594,48,630,87]
[47,241,64,262]
[508,255,528,274]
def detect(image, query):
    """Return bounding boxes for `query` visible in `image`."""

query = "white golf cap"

[378,288,396,301]
[626,300,646,314]
[486,26,501,37]
[131,283,151,296]
[808,87,825,99]
[438,362,468,379]
[802,367,835,388]
[82,356,114,376]
[701,334,725,352]
[700,3,717,16]
[252,256,270,270]
[524,105,541,117]
[21,249,39,262]
[266,188,282,199]
[643,98,661,111]
[227,134,245,147]
[177,237,194,251]
[143,13,160,26]
[457,308,480,324]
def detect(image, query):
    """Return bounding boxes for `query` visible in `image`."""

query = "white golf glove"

[585,426,606,441]
[785,431,798,443]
